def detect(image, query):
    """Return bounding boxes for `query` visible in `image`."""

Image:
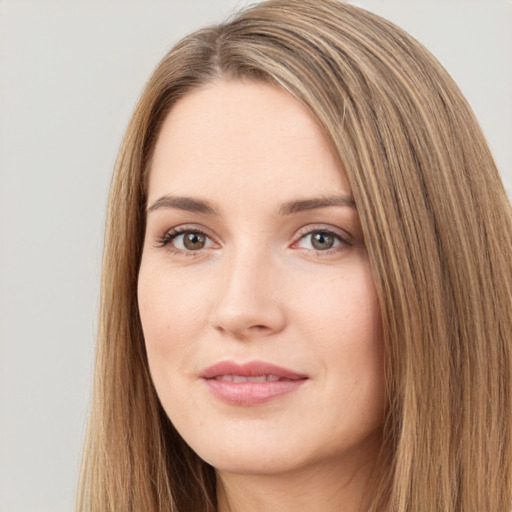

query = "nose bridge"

[212,239,286,338]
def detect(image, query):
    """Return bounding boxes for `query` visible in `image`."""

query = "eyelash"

[155,225,353,256]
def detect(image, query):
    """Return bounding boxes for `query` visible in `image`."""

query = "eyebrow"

[278,194,356,215]
[146,194,356,215]
[147,195,217,215]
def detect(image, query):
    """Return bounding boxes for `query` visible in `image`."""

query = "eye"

[294,228,351,253]
[176,231,210,250]
[306,232,339,250]
[157,228,214,252]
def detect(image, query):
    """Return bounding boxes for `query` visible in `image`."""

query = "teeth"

[247,375,266,382]
[215,375,281,382]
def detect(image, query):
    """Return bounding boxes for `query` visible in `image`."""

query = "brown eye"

[311,232,335,250]
[158,229,213,252]
[183,232,207,250]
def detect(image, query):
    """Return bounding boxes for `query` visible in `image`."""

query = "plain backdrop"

[0,1,510,511]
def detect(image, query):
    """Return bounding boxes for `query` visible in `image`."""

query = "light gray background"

[1,1,510,511]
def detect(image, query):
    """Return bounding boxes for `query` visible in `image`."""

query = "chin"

[178,421,383,479]
[201,447,308,476]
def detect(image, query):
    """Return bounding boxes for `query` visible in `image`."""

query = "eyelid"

[293,224,353,242]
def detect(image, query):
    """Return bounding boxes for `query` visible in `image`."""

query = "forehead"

[148,79,349,204]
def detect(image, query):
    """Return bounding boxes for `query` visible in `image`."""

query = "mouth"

[200,360,308,406]
[213,374,288,382]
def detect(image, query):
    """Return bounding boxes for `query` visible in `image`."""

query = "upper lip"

[200,360,308,381]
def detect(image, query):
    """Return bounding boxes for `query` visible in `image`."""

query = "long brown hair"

[77,1,512,510]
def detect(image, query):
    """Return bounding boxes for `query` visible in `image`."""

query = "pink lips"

[200,361,308,406]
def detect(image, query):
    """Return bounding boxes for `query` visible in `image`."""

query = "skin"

[138,79,386,512]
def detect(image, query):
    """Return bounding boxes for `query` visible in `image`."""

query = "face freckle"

[137,78,385,481]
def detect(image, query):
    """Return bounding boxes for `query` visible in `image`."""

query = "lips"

[200,361,308,406]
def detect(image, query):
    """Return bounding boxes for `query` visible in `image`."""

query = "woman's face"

[138,79,385,477]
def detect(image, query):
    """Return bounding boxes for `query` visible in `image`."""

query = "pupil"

[312,232,334,250]
[184,232,205,250]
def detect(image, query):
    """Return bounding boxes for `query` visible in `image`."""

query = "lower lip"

[203,378,307,406]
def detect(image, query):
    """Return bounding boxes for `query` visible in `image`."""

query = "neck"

[216,436,383,512]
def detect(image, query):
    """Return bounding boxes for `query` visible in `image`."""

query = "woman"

[77,1,512,511]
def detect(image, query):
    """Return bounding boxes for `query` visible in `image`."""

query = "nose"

[211,246,287,340]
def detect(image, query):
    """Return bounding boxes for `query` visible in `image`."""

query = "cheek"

[296,262,382,350]
[294,263,385,410]
[137,260,206,372]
